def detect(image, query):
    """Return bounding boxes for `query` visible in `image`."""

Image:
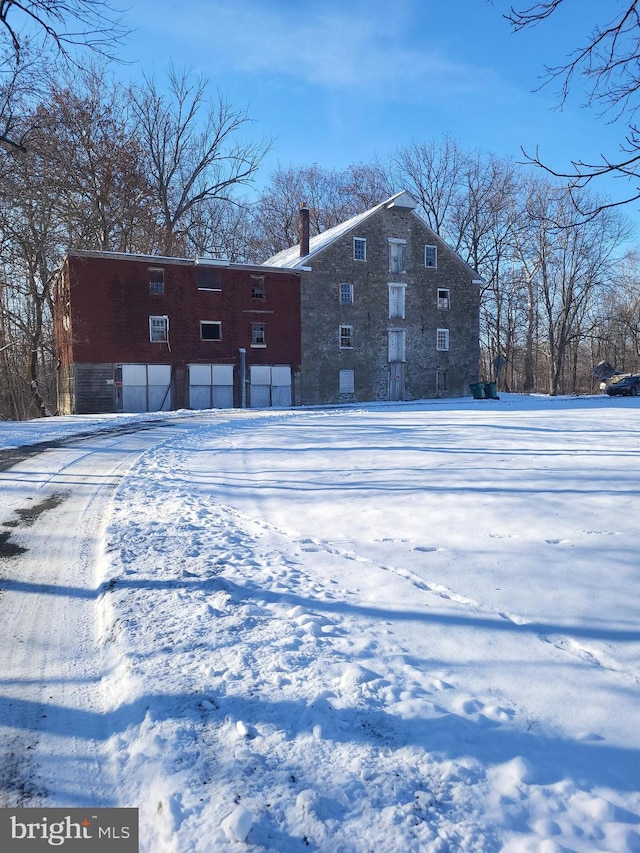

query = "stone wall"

[299,205,480,404]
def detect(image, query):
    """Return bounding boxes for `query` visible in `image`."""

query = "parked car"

[605,374,640,396]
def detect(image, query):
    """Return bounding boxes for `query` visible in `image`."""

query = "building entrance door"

[389,362,405,401]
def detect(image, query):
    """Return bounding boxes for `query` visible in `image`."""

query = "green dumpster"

[484,382,499,400]
[469,382,486,399]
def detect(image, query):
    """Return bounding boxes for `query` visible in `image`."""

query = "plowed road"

[0,421,193,806]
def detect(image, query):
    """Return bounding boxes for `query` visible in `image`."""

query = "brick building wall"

[54,252,301,414]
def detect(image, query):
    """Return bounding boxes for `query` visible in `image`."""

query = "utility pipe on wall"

[239,348,246,408]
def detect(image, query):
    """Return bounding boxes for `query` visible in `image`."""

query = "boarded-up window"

[339,369,355,394]
[388,284,406,318]
[388,239,406,274]
[388,329,406,362]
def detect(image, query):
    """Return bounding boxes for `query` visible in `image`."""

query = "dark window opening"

[251,275,266,299]
[197,268,222,290]
[149,268,164,294]
[200,321,222,341]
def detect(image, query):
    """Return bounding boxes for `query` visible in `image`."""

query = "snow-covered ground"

[1,394,639,852]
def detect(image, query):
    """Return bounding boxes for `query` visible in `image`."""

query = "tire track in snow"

[0,424,194,808]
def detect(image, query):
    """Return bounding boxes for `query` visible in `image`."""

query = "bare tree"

[455,155,521,384]
[0,64,153,418]
[0,45,53,153]
[251,161,390,261]
[0,1,128,156]
[0,126,63,417]
[506,1,640,214]
[0,0,127,155]
[513,181,628,394]
[183,199,255,262]
[42,65,157,252]
[340,161,394,211]
[0,0,126,62]
[590,250,640,371]
[132,67,270,256]
[390,136,468,238]
[251,164,348,258]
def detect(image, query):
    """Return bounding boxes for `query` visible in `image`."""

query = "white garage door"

[249,365,292,408]
[189,364,234,409]
[121,364,172,412]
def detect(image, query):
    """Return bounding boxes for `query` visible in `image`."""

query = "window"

[388,239,406,274]
[436,370,448,391]
[339,369,355,394]
[425,245,438,268]
[197,268,222,291]
[200,321,222,341]
[251,322,266,346]
[149,315,168,342]
[149,268,164,294]
[388,283,406,319]
[339,325,353,348]
[340,283,354,304]
[437,288,450,309]
[353,237,367,261]
[436,328,450,351]
[388,329,406,362]
[251,275,265,299]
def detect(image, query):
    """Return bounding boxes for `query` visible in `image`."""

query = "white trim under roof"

[384,190,417,210]
[195,257,229,266]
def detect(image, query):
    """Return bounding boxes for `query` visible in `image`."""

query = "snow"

[262,191,418,268]
[262,202,385,269]
[1,394,640,852]
[0,409,196,451]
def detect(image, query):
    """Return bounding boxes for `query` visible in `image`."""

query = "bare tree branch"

[0,0,128,62]
[507,1,640,214]
[132,67,271,255]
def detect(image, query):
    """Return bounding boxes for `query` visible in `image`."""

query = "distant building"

[263,190,482,404]
[54,251,301,414]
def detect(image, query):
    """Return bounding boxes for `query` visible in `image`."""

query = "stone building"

[263,190,482,404]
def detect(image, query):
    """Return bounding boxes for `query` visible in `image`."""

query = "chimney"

[299,203,310,258]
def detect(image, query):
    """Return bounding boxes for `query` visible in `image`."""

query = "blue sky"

[116,0,635,215]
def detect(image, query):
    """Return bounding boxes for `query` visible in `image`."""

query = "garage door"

[249,365,292,408]
[120,364,172,412]
[189,364,234,409]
